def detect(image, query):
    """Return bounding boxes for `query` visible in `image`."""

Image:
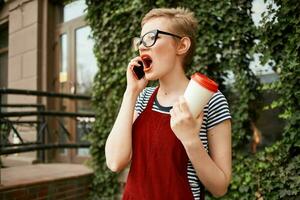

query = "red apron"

[123,87,197,200]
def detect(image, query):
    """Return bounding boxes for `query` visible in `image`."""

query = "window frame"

[54,5,91,163]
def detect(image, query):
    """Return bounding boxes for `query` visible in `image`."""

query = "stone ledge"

[0,163,93,191]
[1,155,36,167]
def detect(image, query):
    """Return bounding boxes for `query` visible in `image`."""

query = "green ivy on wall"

[254,0,300,198]
[222,0,300,199]
[84,0,299,199]
[85,0,151,198]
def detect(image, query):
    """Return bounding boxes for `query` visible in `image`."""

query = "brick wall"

[0,174,92,200]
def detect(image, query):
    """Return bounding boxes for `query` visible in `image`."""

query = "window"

[0,22,8,88]
[0,22,8,110]
[75,26,97,156]
[60,0,87,23]
[55,0,97,162]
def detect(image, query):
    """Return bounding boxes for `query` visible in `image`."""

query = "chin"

[145,73,158,81]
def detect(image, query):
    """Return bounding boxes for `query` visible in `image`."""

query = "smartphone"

[132,61,145,80]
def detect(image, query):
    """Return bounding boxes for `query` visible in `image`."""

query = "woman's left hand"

[170,96,204,144]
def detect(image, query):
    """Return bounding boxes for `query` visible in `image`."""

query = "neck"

[158,65,189,96]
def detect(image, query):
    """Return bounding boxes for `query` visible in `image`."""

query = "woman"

[105,7,232,200]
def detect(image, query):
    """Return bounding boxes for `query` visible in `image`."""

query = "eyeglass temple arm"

[157,30,182,39]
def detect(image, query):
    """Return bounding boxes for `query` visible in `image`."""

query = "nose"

[138,42,147,51]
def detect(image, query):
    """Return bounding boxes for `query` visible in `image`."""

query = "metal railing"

[0,88,95,161]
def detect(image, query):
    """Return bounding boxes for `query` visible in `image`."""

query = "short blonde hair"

[142,7,198,67]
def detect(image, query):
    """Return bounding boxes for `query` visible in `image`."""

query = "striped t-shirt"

[134,87,231,200]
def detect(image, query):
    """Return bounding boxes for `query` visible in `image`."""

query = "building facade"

[0,0,96,165]
[0,0,284,166]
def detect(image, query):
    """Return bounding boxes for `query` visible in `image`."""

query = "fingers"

[169,107,176,118]
[177,96,192,119]
[179,96,190,113]
[170,101,178,119]
[196,112,204,124]
[128,57,142,69]
[170,97,192,120]
[173,101,181,114]
[129,61,141,70]
[127,57,144,81]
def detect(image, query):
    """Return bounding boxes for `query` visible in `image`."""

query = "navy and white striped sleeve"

[207,91,231,130]
[135,89,146,115]
[134,87,155,115]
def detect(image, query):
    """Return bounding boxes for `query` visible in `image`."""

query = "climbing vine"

[85,0,262,199]
[1,0,298,199]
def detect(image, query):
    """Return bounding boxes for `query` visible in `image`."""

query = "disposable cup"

[184,73,218,118]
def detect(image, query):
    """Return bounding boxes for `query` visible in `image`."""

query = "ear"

[176,37,191,55]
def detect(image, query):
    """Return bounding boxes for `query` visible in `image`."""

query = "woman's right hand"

[126,56,148,94]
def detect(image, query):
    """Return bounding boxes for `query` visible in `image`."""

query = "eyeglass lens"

[142,32,156,47]
[133,31,157,50]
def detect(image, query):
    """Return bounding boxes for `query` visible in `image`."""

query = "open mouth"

[141,54,153,72]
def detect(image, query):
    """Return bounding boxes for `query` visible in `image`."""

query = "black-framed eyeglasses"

[133,29,182,50]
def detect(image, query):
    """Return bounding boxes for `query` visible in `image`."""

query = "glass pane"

[0,23,8,49]
[75,26,97,156]
[60,34,68,84]
[59,33,68,155]
[0,52,8,87]
[58,118,68,155]
[0,52,8,112]
[75,26,97,96]
[62,0,87,22]
[76,119,92,156]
